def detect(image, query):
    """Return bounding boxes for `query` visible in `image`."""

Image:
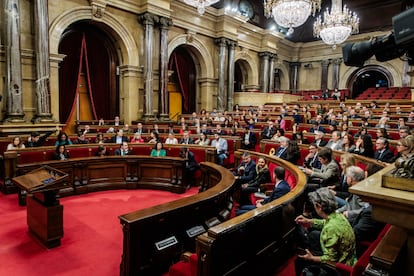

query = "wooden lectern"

[12,166,68,248]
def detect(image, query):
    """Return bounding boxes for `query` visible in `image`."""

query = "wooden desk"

[350,165,414,275]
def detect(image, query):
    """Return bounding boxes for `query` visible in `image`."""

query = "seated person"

[110,129,128,144]
[294,187,356,275]
[147,131,160,144]
[303,147,340,191]
[165,132,178,144]
[7,136,26,150]
[179,130,194,144]
[52,144,69,160]
[55,131,73,147]
[211,133,228,166]
[303,143,322,170]
[114,141,130,156]
[337,166,384,243]
[74,132,90,144]
[179,147,200,186]
[273,136,289,159]
[261,120,276,139]
[240,126,256,150]
[150,142,166,157]
[236,167,290,215]
[239,157,271,205]
[374,137,395,163]
[233,152,257,186]
[130,132,144,143]
[95,132,106,144]
[194,132,210,146]
[26,126,59,147]
[95,145,108,157]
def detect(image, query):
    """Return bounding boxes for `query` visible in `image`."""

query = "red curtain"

[59,27,115,123]
[169,52,191,113]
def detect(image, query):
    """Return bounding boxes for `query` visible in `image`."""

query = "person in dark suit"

[313,131,327,147]
[273,137,289,160]
[236,166,290,215]
[180,147,200,186]
[233,152,257,185]
[26,126,59,147]
[114,141,130,156]
[240,126,257,150]
[309,121,325,134]
[239,157,272,205]
[303,143,322,170]
[110,129,128,144]
[374,137,395,163]
[179,130,194,144]
[261,120,277,139]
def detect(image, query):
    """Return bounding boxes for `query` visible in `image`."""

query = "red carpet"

[0,188,198,276]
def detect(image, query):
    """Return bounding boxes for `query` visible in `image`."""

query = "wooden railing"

[119,162,235,275]
[2,143,217,194]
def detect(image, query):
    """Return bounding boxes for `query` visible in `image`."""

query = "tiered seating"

[357,87,411,100]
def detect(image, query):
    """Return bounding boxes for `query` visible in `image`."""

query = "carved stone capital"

[258,51,275,59]
[321,59,331,67]
[227,40,238,49]
[332,58,343,65]
[138,12,159,26]
[159,17,173,29]
[214,37,229,47]
[289,62,301,67]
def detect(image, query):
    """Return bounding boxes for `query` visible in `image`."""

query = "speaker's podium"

[12,166,68,248]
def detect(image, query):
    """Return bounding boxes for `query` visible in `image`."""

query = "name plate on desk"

[155,236,178,251]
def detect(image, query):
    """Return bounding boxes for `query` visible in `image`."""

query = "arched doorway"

[347,65,393,98]
[234,59,253,92]
[58,21,119,131]
[168,46,196,114]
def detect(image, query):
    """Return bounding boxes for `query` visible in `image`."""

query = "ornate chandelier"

[264,0,322,35]
[313,0,359,49]
[183,0,220,15]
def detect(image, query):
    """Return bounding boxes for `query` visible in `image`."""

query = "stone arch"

[343,62,399,96]
[275,62,290,91]
[339,62,402,89]
[234,51,258,85]
[49,6,138,66]
[168,35,214,79]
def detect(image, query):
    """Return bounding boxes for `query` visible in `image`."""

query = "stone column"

[259,52,271,93]
[332,58,342,90]
[159,17,173,121]
[289,62,301,93]
[215,38,228,111]
[321,59,331,92]
[227,40,237,111]
[33,0,54,123]
[139,12,159,121]
[3,0,25,122]
[268,54,277,93]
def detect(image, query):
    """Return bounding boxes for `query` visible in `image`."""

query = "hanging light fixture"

[313,0,359,49]
[183,0,220,15]
[264,0,322,35]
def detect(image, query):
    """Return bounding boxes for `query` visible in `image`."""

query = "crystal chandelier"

[264,0,322,35]
[183,0,220,15]
[313,0,359,49]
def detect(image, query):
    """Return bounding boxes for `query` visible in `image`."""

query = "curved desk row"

[119,151,308,276]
